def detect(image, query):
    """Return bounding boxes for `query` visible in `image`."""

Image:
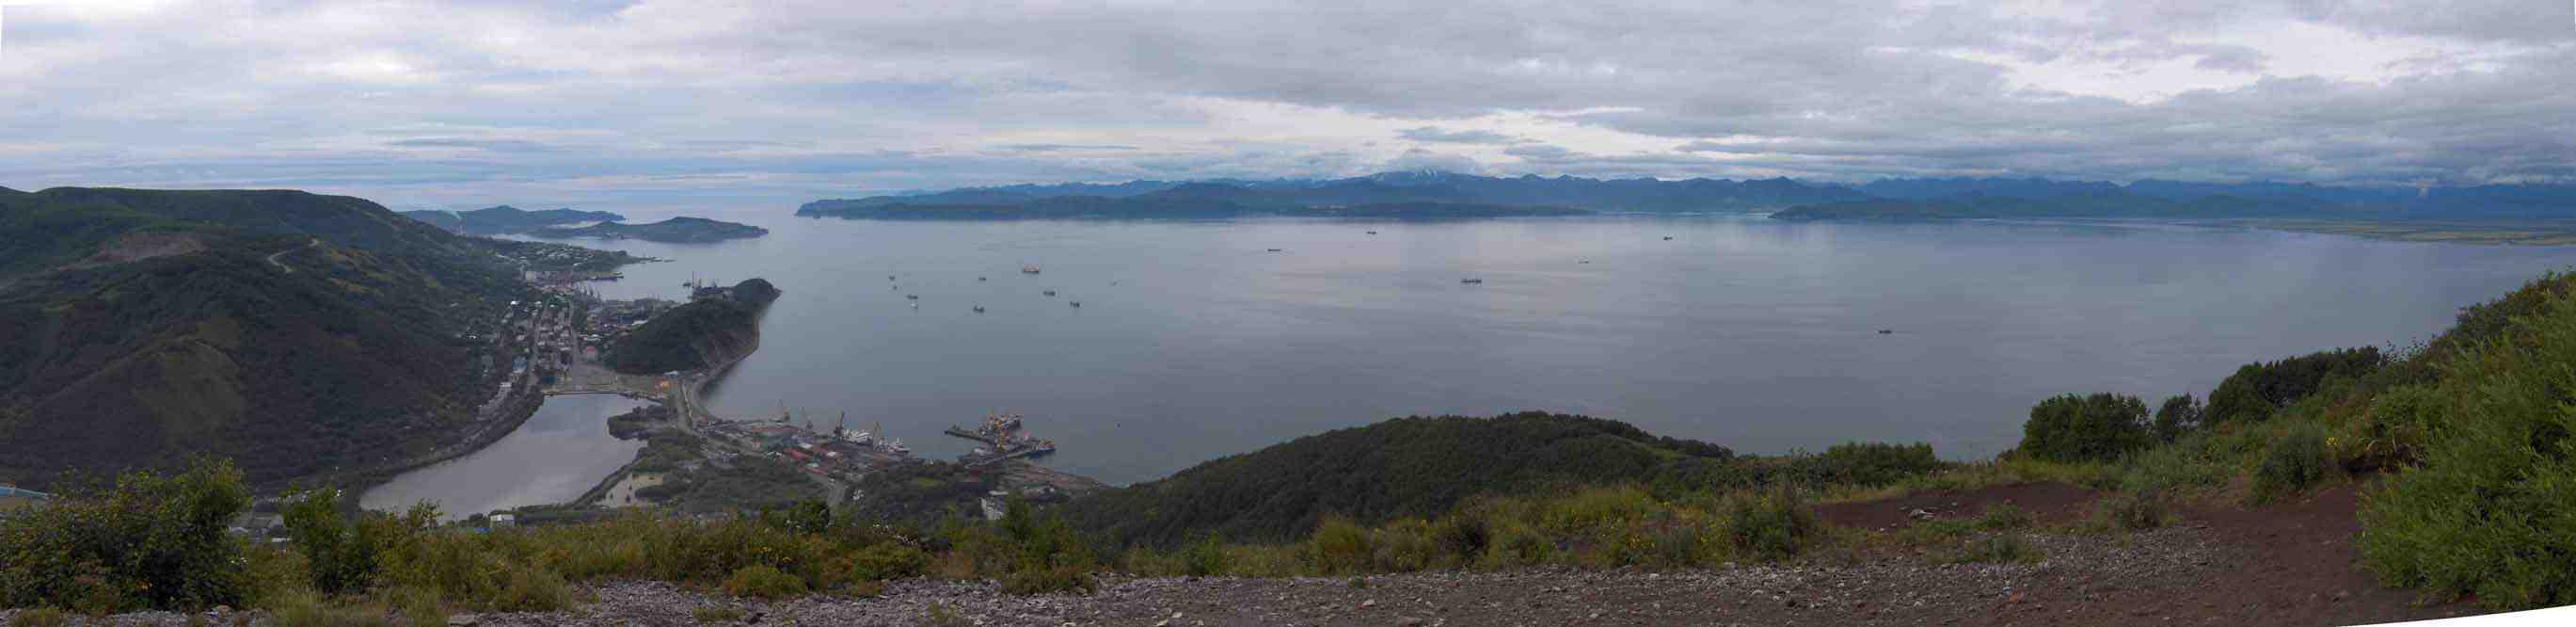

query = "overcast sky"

[1,1,2570,208]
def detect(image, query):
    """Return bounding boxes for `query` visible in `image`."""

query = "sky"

[0,0,2570,209]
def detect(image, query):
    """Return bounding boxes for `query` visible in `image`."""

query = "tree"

[2153,394,2201,442]
[2019,393,2152,462]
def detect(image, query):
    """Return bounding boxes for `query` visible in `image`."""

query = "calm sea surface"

[384,211,2576,504]
[362,394,648,517]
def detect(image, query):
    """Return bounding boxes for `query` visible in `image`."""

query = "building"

[0,484,53,514]
[490,513,517,528]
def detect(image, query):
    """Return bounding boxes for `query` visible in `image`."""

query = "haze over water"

[563,211,2576,485]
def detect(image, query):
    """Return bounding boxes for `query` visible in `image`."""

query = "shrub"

[850,543,928,581]
[2359,294,2576,610]
[1303,518,1374,575]
[7,608,67,627]
[1792,442,1945,487]
[719,565,805,600]
[1000,565,1096,595]
[2090,490,2170,532]
[1181,534,1230,577]
[1428,515,1489,561]
[2152,394,2201,442]
[1976,504,2033,530]
[2250,424,2336,503]
[1480,521,1552,568]
[1938,535,2041,564]
[1368,520,1439,572]
[2347,384,2442,470]
[692,606,746,624]
[921,602,969,627]
[2018,393,2152,462]
[1716,486,1821,560]
[0,458,251,613]
[2203,347,2385,425]
[280,489,438,596]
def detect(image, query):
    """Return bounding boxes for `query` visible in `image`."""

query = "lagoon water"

[362,394,649,517]
[475,212,2576,489]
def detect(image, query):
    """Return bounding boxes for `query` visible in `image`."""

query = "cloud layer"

[0,1,2568,207]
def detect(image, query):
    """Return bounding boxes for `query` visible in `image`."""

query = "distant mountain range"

[802,171,2576,221]
[528,217,769,243]
[403,205,625,234]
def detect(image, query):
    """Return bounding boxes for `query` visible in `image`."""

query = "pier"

[944,412,1057,466]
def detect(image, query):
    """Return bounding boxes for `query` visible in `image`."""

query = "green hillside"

[601,279,780,375]
[1054,412,1747,547]
[0,187,533,488]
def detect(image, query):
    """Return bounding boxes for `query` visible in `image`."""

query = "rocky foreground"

[8,481,2504,627]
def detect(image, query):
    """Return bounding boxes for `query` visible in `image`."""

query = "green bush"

[2203,347,2385,425]
[1716,486,1821,560]
[2360,294,2576,610]
[1976,504,2033,530]
[1181,534,1230,576]
[2090,490,2170,532]
[0,458,250,613]
[6,608,67,627]
[2019,393,2152,462]
[1000,565,1096,595]
[1302,518,1374,575]
[2251,424,2336,503]
[692,606,746,624]
[2152,394,2200,442]
[1429,515,1489,560]
[1791,442,1946,487]
[851,543,928,581]
[1938,535,2041,564]
[2349,384,2442,470]
[719,565,805,600]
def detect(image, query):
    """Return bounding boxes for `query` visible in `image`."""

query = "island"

[528,217,770,243]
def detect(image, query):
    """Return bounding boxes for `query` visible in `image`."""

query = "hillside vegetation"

[0,187,530,488]
[1054,411,1939,548]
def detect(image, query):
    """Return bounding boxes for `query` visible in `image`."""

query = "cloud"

[1398,126,1528,145]
[992,143,1140,153]
[0,0,2568,203]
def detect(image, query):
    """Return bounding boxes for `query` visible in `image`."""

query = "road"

[265,238,320,273]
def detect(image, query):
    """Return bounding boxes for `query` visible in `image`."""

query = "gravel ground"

[20,483,2497,627]
[3,526,2229,627]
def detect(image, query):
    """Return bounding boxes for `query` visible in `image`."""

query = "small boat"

[978,277,987,281]
[910,303,918,308]
[1266,249,1283,252]
[1366,231,1377,234]
[905,295,918,300]
[1662,236,1674,241]
[1022,265,1042,274]
[1461,278,1484,284]
[1877,329,1894,334]
[1042,290,1057,297]
[973,306,985,313]
[887,275,895,281]
[1070,301,1081,308]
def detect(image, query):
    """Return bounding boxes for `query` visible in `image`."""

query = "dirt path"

[265,238,320,273]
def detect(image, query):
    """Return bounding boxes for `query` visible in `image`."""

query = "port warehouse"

[0,484,50,513]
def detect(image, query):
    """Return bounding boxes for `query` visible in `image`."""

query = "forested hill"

[1051,412,1745,548]
[603,278,780,375]
[0,187,531,489]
